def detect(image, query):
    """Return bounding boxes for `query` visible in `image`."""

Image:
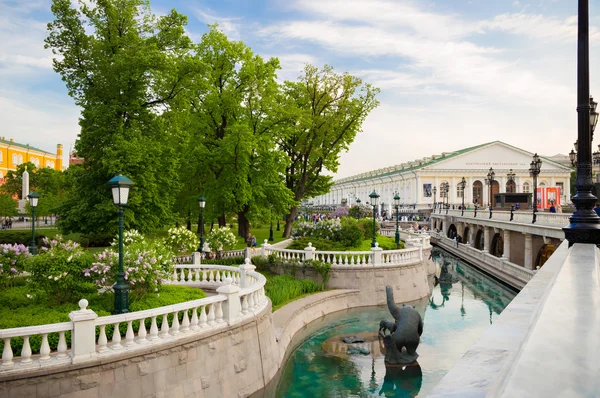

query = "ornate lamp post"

[369,190,380,248]
[27,192,40,255]
[529,154,542,224]
[564,1,600,245]
[197,196,206,252]
[108,174,134,314]
[433,186,437,211]
[485,167,495,208]
[269,210,274,242]
[507,169,516,193]
[394,192,401,246]
[459,177,467,216]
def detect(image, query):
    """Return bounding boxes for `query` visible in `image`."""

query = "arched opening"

[490,233,504,257]
[535,244,556,268]
[523,181,531,193]
[447,224,457,239]
[463,227,470,244]
[474,229,484,250]
[490,180,500,207]
[506,180,516,193]
[472,180,483,206]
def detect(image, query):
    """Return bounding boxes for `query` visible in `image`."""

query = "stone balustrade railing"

[435,209,570,227]
[430,232,535,288]
[0,261,266,375]
[314,250,373,266]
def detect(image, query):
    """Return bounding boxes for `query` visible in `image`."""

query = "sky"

[1,0,600,179]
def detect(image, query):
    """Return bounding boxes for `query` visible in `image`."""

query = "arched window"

[12,154,17,165]
[472,180,483,205]
[17,154,23,165]
[539,182,546,187]
[31,157,39,167]
[523,182,530,193]
[0,151,3,163]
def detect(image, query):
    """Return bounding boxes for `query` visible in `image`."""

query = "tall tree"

[279,65,379,237]
[46,0,197,234]
[184,27,293,238]
[0,195,18,218]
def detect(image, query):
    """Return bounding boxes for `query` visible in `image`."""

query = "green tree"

[1,163,36,198]
[0,195,17,218]
[279,65,379,236]
[183,27,293,238]
[46,0,197,234]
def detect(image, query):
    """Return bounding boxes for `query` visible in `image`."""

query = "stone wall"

[0,305,279,398]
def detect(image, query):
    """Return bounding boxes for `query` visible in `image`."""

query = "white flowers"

[166,227,199,254]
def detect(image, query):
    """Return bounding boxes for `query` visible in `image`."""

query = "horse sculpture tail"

[386,286,402,321]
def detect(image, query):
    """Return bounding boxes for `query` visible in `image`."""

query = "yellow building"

[0,137,63,178]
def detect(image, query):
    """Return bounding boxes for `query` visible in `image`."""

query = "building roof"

[0,138,55,156]
[334,141,571,185]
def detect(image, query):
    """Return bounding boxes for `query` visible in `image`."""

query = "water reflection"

[252,248,517,398]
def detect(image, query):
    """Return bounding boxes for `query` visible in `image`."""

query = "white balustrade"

[170,264,241,286]
[381,247,422,265]
[0,322,72,370]
[314,251,372,266]
[434,208,570,228]
[266,248,306,262]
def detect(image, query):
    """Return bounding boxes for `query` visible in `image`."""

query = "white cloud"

[190,7,242,39]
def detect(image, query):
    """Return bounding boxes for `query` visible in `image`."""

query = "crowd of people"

[1,218,13,229]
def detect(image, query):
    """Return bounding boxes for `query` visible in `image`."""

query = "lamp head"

[198,196,206,208]
[369,190,380,206]
[107,174,134,206]
[27,191,40,208]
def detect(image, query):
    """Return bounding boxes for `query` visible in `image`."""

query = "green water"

[268,250,517,398]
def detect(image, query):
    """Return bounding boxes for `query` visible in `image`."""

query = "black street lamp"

[507,169,516,193]
[459,177,467,216]
[197,196,206,252]
[394,192,401,246]
[108,174,134,314]
[564,1,600,245]
[355,198,361,220]
[369,190,380,248]
[269,212,274,242]
[433,186,437,211]
[485,167,495,208]
[27,192,40,255]
[277,218,280,231]
[510,204,515,221]
[529,154,542,224]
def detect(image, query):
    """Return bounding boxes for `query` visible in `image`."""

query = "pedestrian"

[549,203,556,213]
[595,204,600,217]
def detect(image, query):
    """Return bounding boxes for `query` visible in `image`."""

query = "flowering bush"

[165,227,199,254]
[332,206,349,218]
[348,204,373,219]
[28,236,96,304]
[87,236,173,300]
[206,227,237,252]
[111,229,144,247]
[0,244,30,288]
[291,219,343,241]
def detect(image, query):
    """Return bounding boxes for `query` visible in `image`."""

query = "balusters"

[125,321,135,346]
[2,338,13,368]
[215,302,224,323]
[194,268,200,282]
[19,336,32,364]
[199,306,208,328]
[98,325,108,351]
[111,325,122,350]
[172,268,178,281]
[241,295,249,315]
[247,293,255,311]
[149,317,159,341]
[57,331,68,358]
[39,334,51,360]
[181,309,190,333]
[137,319,147,343]
[160,315,170,337]
[171,311,180,335]
[207,304,216,326]
[180,268,186,283]
[191,307,199,331]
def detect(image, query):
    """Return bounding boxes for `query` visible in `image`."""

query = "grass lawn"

[262,271,324,311]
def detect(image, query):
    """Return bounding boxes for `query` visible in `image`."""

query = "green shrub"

[207,256,246,266]
[288,237,345,251]
[264,274,322,309]
[357,218,379,240]
[79,232,113,248]
[339,218,365,247]
[0,230,46,246]
[28,236,97,304]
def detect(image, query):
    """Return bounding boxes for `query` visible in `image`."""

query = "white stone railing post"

[371,244,383,266]
[240,258,256,289]
[68,299,98,364]
[261,239,270,258]
[216,278,241,325]
[304,242,316,260]
[193,252,201,265]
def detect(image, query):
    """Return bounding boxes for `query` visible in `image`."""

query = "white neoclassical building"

[313,141,572,214]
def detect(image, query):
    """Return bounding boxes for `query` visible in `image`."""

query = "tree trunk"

[237,205,250,238]
[283,206,298,237]
[218,214,226,228]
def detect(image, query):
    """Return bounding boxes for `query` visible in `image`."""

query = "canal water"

[253,248,517,398]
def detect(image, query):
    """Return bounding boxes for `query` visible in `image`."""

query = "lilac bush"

[332,206,349,218]
[0,243,30,288]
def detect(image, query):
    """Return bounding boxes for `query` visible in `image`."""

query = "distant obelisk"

[22,167,29,200]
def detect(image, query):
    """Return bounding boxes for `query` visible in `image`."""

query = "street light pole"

[394,192,400,247]
[197,196,206,252]
[27,192,40,255]
[108,174,134,314]
[355,198,361,219]
[564,0,600,245]
[369,190,380,248]
[460,177,466,216]
[530,154,542,224]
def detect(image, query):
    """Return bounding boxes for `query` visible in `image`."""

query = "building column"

[483,226,490,252]
[503,230,511,261]
[524,233,533,270]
